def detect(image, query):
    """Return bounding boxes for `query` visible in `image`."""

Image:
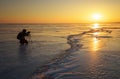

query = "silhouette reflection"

[18,45,29,63]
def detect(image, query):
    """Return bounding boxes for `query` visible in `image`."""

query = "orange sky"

[0,0,120,23]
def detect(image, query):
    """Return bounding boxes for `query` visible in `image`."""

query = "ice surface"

[0,23,120,79]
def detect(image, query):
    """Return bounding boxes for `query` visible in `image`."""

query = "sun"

[92,14,102,20]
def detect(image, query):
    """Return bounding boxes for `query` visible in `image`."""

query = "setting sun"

[92,14,102,20]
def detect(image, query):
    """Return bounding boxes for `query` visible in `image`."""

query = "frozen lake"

[0,23,120,79]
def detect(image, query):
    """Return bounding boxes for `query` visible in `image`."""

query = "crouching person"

[17,29,30,45]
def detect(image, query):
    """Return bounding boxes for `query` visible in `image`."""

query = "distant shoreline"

[0,22,120,25]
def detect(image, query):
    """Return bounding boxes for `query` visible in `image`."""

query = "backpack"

[17,33,21,40]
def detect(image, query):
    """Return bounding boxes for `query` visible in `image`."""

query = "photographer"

[17,29,31,45]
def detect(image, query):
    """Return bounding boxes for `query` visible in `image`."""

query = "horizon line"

[0,22,120,24]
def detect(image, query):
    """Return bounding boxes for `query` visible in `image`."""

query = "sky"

[0,0,120,23]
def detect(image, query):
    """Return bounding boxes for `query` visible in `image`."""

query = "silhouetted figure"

[26,31,31,37]
[26,31,32,42]
[17,29,29,45]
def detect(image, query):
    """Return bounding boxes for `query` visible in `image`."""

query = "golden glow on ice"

[92,37,99,51]
[92,23,100,29]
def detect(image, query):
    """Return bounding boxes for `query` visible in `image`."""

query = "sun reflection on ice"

[93,32,99,37]
[92,23,99,29]
[92,37,99,51]
[91,23,101,51]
